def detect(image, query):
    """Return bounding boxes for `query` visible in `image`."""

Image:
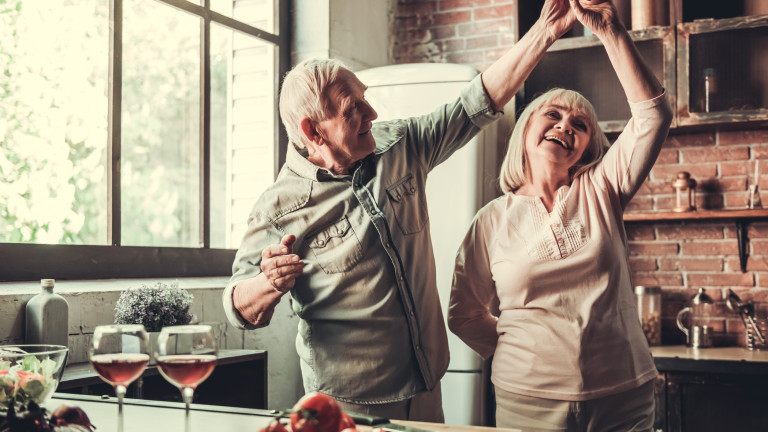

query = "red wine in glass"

[155,325,218,432]
[156,354,216,388]
[89,324,150,432]
[91,353,150,386]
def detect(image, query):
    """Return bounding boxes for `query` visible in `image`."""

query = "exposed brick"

[656,148,679,164]
[747,222,768,238]
[657,225,724,240]
[659,257,723,271]
[433,10,472,26]
[638,179,675,196]
[500,32,517,45]
[465,34,499,49]
[457,18,512,37]
[626,196,654,212]
[664,132,715,148]
[704,177,747,193]
[751,239,768,255]
[438,38,464,52]
[686,272,754,287]
[628,242,679,256]
[439,0,492,11]
[626,224,655,241]
[632,272,684,286]
[681,240,739,256]
[724,192,751,208]
[394,16,420,30]
[719,129,768,146]
[394,28,432,44]
[395,2,439,17]
[474,4,515,20]
[753,144,768,159]
[629,257,658,271]
[726,257,768,272]
[721,160,755,177]
[680,146,749,164]
[650,163,717,183]
[432,26,457,40]
[445,50,485,64]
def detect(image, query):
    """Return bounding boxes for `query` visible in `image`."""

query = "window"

[0,0,288,281]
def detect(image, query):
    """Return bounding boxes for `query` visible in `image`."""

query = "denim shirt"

[223,74,501,404]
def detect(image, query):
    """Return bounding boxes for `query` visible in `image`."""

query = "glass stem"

[182,387,194,432]
[116,384,127,432]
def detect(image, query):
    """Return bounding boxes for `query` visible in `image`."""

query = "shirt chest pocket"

[386,174,428,235]
[308,216,364,274]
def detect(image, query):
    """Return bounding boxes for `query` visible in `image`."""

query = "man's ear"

[300,117,322,146]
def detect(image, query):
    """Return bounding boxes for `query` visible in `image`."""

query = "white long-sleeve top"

[448,92,672,401]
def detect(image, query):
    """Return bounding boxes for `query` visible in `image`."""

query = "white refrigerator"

[356,63,502,426]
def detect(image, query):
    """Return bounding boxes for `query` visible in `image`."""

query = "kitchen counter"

[47,394,521,432]
[651,345,768,374]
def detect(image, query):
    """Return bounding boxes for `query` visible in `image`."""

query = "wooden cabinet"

[676,15,768,126]
[515,3,768,131]
[57,349,268,409]
[651,346,768,432]
[523,26,675,133]
[659,370,768,432]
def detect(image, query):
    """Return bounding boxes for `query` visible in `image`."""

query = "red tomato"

[290,392,342,432]
[260,420,290,432]
[338,413,356,432]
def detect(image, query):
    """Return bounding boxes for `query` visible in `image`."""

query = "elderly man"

[223,0,576,421]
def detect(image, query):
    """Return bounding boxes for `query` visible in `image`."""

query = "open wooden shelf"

[623,208,768,273]
[624,208,768,222]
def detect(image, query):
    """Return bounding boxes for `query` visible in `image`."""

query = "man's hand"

[261,234,305,293]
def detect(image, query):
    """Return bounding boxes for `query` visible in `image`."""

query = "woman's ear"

[300,117,322,146]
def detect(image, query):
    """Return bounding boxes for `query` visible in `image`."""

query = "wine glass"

[155,324,217,432]
[89,324,150,432]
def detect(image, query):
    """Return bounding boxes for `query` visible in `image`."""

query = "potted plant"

[114,281,194,333]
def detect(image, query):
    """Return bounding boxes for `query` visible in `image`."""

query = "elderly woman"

[448,0,673,431]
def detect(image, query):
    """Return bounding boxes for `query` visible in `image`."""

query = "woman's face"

[524,102,592,173]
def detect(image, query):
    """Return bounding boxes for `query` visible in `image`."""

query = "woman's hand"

[539,0,576,44]
[569,0,623,38]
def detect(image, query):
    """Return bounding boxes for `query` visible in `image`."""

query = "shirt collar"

[286,143,363,181]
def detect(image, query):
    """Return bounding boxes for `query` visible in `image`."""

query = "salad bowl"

[0,344,69,409]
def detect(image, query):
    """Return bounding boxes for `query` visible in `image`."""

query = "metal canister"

[635,286,662,346]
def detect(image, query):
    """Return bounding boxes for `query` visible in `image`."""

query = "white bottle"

[25,279,69,346]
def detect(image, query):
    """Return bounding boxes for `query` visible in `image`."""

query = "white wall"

[292,0,390,70]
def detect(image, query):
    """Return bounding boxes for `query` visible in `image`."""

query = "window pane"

[210,23,277,249]
[122,0,201,247]
[210,0,276,34]
[0,0,109,245]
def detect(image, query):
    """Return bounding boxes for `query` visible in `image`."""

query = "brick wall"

[391,0,768,347]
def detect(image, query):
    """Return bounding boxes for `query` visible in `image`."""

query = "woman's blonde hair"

[499,88,610,193]
[279,58,349,149]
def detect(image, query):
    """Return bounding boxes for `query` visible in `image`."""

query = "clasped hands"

[261,234,305,293]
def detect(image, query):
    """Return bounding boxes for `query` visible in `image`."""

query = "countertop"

[651,345,768,374]
[47,394,522,432]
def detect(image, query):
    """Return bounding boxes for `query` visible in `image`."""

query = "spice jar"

[635,286,662,346]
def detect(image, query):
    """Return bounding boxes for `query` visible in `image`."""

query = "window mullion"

[200,0,211,248]
[108,0,123,246]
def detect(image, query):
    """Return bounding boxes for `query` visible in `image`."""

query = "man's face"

[314,69,378,168]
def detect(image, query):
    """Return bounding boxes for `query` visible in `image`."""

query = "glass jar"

[635,286,662,346]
